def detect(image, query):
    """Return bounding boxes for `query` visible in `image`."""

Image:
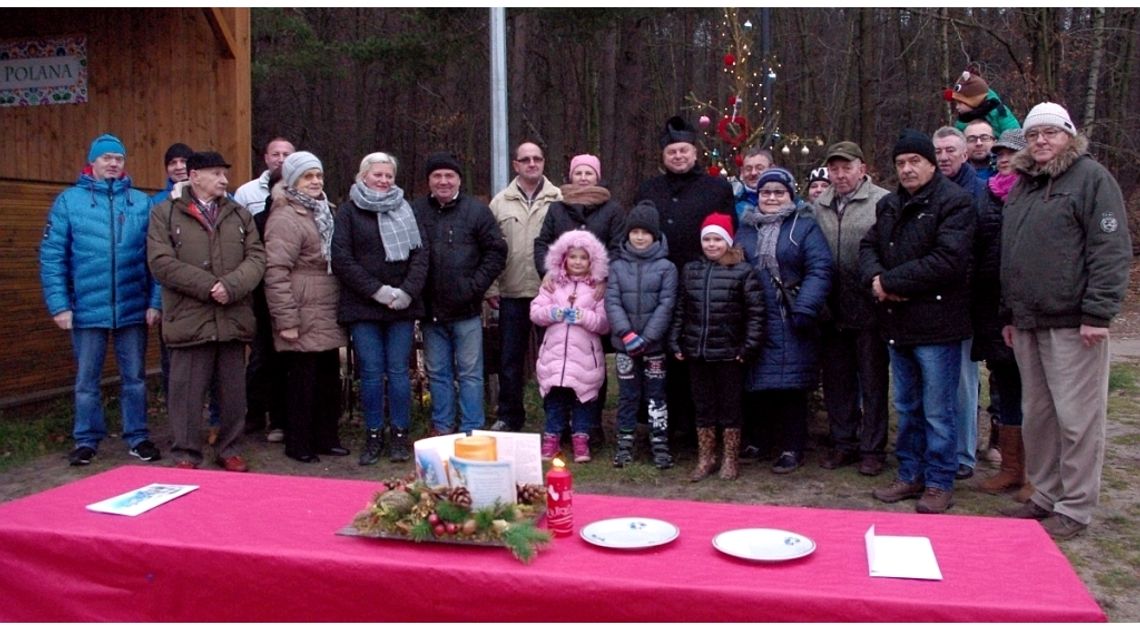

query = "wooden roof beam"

[203,8,238,59]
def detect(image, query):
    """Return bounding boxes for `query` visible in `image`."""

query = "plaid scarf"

[741,202,796,277]
[349,181,423,262]
[284,186,335,271]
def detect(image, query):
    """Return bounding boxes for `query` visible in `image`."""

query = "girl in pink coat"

[530,230,610,463]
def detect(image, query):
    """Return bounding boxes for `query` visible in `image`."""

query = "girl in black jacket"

[670,214,764,481]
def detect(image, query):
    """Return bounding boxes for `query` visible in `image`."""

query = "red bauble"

[716,116,750,147]
[707,165,721,177]
[723,53,736,67]
[734,154,744,167]
[727,95,737,106]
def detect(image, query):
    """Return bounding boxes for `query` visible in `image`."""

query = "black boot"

[389,428,411,462]
[613,430,634,467]
[358,428,383,466]
[651,428,674,469]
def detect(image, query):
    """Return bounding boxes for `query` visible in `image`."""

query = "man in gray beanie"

[998,102,1131,540]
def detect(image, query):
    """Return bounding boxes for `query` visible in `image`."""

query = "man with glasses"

[861,129,975,514]
[998,103,1131,540]
[964,120,998,182]
[733,147,774,222]
[812,141,891,476]
[486,141,562,432]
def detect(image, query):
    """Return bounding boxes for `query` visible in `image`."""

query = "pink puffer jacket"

[529,231,610,402]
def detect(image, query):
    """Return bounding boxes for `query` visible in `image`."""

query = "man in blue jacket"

[40,133,163,466]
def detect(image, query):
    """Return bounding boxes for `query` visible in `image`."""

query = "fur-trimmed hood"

[544,229,609,285]
[1012,133,1089,179]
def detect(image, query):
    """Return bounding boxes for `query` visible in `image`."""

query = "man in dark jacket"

[813,141,891,476]
[635,115,735,446]
[148,151,266,472]
[413,152,507,435]
[40,133,163,466]
[860,129,976,514]
[999,103,1131,540]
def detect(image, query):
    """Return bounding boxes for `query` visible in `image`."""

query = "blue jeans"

[889,342,961,491]
[956,338,979,468]
[351,320,415,431]
[615,352,667,433]
[496,297,535,430]
[71,325,150,449]
[543,386,598,435]
[422,316,485,433]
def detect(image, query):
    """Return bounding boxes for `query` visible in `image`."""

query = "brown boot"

[689,427,719,482]
[1014,481,1035,503]
[979,425,1024,494]
[719,428,741,480]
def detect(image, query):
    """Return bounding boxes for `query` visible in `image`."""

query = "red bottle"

[545,458,573,537]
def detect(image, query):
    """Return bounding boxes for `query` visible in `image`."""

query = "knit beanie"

[700,213,735,247]
[88,133,126,163]
[892,129,938,166]
[808,165,829,184]
[164,143,194,166]
[944,70,990,108]
[659,115,698,149]
[569,154,602,181]
[1022,102,1077,136]
[757,167,798,199]
[625,200,661,242]
[424,151,463,179]
[282,151,322,188]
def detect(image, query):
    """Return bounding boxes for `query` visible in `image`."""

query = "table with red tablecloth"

[0,465,1104,622]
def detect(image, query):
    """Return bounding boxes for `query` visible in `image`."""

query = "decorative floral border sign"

[0,35,87,107]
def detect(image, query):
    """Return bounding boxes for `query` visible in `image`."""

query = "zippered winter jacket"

[605,237,677,354]
[669,247,765,362]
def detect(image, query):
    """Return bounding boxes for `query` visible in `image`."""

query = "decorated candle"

[453,435,497,461]
[545,458,573,537]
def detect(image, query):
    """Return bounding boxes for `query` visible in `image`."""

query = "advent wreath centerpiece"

[340,475,551,563]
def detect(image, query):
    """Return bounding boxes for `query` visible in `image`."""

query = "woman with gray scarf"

[265,151,349,463]
[737,167,833,474]
[332,152,428,465]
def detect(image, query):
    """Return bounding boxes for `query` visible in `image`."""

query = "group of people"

[40,67,1130,540]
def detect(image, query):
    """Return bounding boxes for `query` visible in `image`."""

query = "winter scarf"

[987,171,1017,202]
[741,202,796,275]
[349,181,423,262]
[284,185,335,268]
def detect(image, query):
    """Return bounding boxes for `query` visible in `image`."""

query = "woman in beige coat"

[264,151,348,463]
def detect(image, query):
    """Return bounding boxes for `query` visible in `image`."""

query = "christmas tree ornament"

[734,154,744,167]
[723,53,736,67]
[801,145,810,155]
[699,115,711,129]
[781,145,791,155]
[743,19,753,29]
[708,165,722,176]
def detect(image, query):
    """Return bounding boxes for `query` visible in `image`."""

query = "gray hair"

[744,146,774,165]
[356,152,399,182]
[932,126,967,143]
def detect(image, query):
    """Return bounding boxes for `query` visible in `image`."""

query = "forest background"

[250,7,1140,249]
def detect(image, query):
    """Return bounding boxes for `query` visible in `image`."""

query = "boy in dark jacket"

[670,214,765,481]
[605,201,678,469]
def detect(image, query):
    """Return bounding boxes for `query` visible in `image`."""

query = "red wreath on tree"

[717,116,750,147]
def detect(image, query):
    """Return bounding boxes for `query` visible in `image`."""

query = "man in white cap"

[999,102,1131,540]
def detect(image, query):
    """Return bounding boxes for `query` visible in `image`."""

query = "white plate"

[580,517,680,549]
[712,528,816,561]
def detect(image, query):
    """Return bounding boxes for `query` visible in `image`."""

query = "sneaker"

[266,429,285,443]
[916,487,954,514]
[1041,513,1087,540]
[489,419,510,432]
[955,464,975,480]
[68,446,96,466]
[872,479,925,503]
[1001,500,1052,520]
[857,455,886,477]
[129,440,162,462]
[613,432,634,468]
[739,444,763,465]
[819,449,859,470]
[541,433,560,461]
[771,451,802,474]
[389,429,411,463]
[358,429,384,466]
[572,433,591,463]
[217,455,249,473]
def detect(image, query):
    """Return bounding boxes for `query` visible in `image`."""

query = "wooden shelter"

[0,8,251,408]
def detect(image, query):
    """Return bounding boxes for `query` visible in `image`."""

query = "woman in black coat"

[332,152,429,465]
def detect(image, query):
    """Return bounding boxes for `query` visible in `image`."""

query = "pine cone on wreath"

[517,483,545,505]
[448,486,473,509]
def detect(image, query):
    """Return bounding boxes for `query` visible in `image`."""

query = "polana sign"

[0,35,87,107]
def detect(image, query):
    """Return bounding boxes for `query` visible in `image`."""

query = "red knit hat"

[700,213,735,247]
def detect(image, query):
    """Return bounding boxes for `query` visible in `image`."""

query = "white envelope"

[865,525,943,580]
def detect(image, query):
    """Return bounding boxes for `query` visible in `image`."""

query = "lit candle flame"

[552,458,566,470]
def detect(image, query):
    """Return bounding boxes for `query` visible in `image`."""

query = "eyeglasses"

[966,134,995,143]
[1024,127,1063,142]
[514,156,544,164]
[759,189,789,198]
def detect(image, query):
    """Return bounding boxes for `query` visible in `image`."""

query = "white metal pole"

[490,8,509,195]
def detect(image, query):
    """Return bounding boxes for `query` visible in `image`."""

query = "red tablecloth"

[0,466,1104,622]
